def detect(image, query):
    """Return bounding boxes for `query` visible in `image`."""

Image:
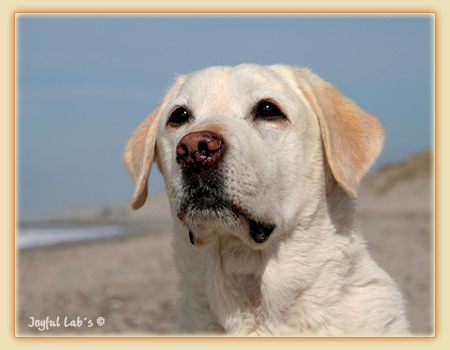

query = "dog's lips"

[234,202,275,243]
[178,198,275,244]
[248,220,275,243]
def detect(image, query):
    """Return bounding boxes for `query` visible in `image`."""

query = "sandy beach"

[16,151,433,336]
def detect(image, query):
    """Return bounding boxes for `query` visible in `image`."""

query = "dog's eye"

[168,107,190,126]
[255,101,285,120]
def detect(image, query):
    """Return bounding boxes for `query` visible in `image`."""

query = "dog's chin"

[182,203,239,232]
[177,197,275,247]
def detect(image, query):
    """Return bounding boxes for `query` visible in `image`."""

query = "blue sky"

[17,14,433,212]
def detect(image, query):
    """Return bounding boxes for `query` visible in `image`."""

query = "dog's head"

[124,64,384,248]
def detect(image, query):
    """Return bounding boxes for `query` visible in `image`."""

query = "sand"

[17,228,179,335]
[16,151,434,336]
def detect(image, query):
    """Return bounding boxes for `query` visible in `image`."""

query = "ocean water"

[17,225,138,250]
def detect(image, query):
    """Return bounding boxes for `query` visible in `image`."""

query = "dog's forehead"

[178,65,294,108]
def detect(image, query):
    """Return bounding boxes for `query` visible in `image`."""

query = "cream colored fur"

[124,64,409,336]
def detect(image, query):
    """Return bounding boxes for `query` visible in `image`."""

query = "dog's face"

[157,65,324,248]
[125,64,385,249]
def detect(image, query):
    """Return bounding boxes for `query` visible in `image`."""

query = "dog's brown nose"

[176,130,225,168]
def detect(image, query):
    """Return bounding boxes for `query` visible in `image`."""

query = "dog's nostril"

[198,142,209,154]
[176,144,188,159]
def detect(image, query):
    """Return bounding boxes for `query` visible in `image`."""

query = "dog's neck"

[174,171,361,334]
[324,156,357,237]
[194,194,358,335]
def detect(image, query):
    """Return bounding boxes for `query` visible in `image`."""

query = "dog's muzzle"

[176,130,275,245]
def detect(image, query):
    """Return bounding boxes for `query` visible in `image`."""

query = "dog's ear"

[124,108,162,210]
[124,75,187,209]
[295,68,385,197]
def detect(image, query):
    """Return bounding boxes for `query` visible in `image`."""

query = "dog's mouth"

[177,165,275,245]
[248,220,276,243]
[177,193,275,245]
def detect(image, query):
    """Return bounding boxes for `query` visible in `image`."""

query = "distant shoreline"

[17,222,171,250]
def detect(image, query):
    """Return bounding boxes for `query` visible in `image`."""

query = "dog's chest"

[207,244,267,313]
[230,273,263,311]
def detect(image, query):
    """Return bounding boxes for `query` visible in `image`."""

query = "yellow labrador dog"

[124,64,408,335]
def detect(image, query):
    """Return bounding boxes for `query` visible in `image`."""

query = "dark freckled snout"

[176,130,225,168]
